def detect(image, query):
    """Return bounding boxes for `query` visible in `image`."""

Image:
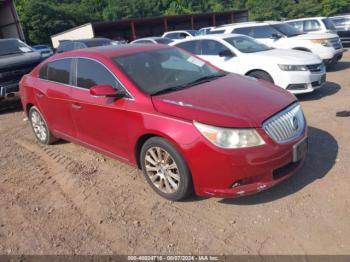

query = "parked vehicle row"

[172,34,325,94]
[209,21,343,67]
[20,44,308,201]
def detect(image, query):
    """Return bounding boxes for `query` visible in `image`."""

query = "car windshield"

[112,47,226,96]
[155,38,174,44]
[0,39,33,56]
[322,18,336,30]
[271,23,303,37]
[224,36,273,53]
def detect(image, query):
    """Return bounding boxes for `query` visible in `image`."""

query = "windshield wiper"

[151,74,226,96]
[185,74,226,88]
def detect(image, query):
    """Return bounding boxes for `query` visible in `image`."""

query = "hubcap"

[31,111,47,142]
[144,147,180,194]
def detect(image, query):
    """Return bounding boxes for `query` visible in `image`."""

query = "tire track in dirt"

[14,138,133,253]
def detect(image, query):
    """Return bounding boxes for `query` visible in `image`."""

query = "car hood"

[151,74,297,128]
[291,32,338,40]
[248,48,322,65]
[0,51,42,70]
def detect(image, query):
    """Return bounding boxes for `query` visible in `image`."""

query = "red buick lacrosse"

[19,44,308,201]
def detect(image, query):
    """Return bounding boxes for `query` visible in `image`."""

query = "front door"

[70,58,132,160]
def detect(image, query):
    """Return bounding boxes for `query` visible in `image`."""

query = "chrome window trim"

[38,56,135,101]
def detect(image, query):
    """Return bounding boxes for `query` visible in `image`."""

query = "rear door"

[35,58,76,138]
[70,57,132,159]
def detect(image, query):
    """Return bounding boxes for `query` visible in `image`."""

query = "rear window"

[175,41,198,54]
[155,38,174,44]
[84,39,112,48]
[47,59,72,85]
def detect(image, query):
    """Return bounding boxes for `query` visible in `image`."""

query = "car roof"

[164,30,195,34]
[178,33,246,41]
[133,37,163,41]
[288,17,327,22]
[0,38,19,42]
[52,44,170,60]
[212,21,281,30]
[61,38,112,44]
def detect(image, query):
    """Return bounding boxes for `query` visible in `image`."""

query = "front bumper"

[183,128,307,198]
[274,69,326,95]
[0,82,19,98]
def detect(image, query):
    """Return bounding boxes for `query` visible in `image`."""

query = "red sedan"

[19,44,308,201]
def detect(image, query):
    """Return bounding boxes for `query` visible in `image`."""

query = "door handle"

[72,103,82,110]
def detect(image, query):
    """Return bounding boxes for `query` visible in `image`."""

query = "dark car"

[56,38,117,53]
[0,38,42,100]
[330,15,350,46]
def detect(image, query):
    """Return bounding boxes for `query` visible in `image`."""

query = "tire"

[248,70,274,83]
[29,106,58,145]
[140,137,193,201]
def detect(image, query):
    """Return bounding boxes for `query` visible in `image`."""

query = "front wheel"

[29,106,58,145]
[248,70,274,83]
[140,137,193,201]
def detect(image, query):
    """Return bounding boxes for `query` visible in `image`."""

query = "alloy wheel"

[144,146,180,194]
[31,110,47,142]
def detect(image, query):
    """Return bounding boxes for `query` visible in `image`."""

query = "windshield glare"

[0,39,33,56]
[272,23,303,37]
[225,36,272,53]
[112,48,223,95]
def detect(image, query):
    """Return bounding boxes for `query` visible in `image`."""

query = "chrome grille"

[263,103,305,143]
[329,37,342,49]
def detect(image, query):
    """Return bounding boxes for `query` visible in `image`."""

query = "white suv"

[286,17,337,34]
[173,34,326,94]
[210,21,344,67]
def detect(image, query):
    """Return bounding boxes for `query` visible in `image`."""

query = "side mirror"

[219,49,235,57]
[90,85,124,98]
[271,33,282,39]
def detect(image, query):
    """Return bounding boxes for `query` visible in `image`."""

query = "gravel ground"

[0,50,349,255]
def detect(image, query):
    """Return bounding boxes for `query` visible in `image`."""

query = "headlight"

[193,122,265,149]
[278,64,308,71]
[311,39,332,47]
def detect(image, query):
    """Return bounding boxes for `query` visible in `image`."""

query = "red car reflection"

[20,45,308,201]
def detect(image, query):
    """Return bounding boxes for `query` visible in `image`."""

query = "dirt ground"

[0,50,349,256]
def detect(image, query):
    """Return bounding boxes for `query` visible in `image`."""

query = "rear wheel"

[140,137,193,201]
[248,70,274,83]
[29,106,58,145]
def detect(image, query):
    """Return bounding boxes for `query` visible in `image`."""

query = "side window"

[233,27,252,36]
[165,33,179,39]
[179,33,189,39]
[251,26,279,38]
[39,63,48,80]
[176,41,199,54]
[47,59,72,84]
[304,20,321,32]
[200,40,229,55]
[76,58,118,90]
[288,21,304,31]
